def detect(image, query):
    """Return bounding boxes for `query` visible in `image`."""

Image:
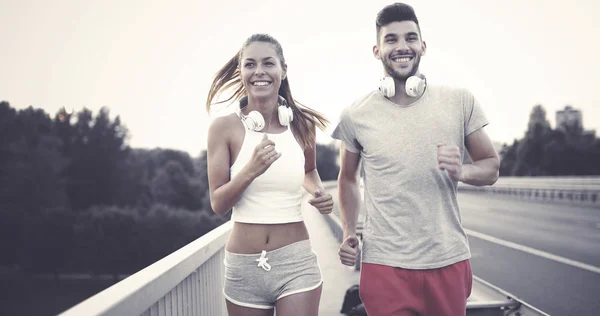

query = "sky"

[1,0,599,157]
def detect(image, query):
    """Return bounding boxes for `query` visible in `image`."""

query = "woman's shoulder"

[208,113,244,141]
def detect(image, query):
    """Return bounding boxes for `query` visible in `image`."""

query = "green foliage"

[19,207,75,274]
[0,101,220,274]
[71,204,226,275]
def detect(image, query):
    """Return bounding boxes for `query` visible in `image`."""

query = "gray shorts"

[223,239,323,309]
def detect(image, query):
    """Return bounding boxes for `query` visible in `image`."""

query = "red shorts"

[359,260,472,316]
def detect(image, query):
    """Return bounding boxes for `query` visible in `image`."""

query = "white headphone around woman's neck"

[235,95,294,131]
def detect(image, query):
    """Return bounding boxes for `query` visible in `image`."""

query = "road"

[459,192,600,316]
[331,188,600,315]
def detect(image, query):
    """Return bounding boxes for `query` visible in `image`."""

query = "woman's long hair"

[205,33,329,149]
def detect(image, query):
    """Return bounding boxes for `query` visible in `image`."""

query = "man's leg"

[359,263,424,316]
[423,259,473,316]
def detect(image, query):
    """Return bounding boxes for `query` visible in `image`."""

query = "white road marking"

[465,229,600,274]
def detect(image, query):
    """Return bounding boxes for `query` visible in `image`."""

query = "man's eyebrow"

[384,33,398,39]
[406,32,419,37]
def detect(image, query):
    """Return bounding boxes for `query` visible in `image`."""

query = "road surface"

[330,188,600,315]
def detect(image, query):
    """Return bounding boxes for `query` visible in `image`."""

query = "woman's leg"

[226,300,275,316]
[274,284,322,316]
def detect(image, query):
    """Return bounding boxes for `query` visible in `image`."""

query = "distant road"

[459,192,600,316]
[460,193,600,267]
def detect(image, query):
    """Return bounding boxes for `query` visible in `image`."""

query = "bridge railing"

[59,221,233,316]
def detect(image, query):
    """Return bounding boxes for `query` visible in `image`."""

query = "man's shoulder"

[427,84,474,100]
[341,90,380,115]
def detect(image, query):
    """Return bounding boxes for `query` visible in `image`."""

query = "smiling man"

[331,3,500,315]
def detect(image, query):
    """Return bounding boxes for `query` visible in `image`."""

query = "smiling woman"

[203,33,334,316]
[205,34,327,150]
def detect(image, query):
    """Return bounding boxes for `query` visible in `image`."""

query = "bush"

[18,207,75,274]
[71,204,226,275]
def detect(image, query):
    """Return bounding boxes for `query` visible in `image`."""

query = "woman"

[205,33,334,316]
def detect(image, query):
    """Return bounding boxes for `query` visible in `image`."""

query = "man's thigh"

[359,263,424,316]
[423,259,473,316]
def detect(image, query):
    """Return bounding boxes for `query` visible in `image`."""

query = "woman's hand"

[244,134,282,179]
[308,188,334,214]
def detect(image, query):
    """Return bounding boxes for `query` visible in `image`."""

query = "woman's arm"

[303,145,325,195]
[302,121,325,194]
[302,121,333,214]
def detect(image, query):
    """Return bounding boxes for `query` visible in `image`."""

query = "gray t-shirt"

[331,85,489,269]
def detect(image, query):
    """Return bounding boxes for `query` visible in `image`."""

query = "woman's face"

[240,42,286,100]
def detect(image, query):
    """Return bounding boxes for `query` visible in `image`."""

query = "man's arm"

[338,144,362,239]
[461,128,500,186]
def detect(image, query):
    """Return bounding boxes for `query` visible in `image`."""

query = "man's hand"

[437,144,463,181]
[339,235,359,266]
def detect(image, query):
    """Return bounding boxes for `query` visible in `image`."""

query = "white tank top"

[229,126,306,224]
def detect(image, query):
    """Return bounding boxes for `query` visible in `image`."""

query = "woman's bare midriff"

[225,221,310,254]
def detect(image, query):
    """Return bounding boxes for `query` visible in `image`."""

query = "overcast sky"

[2,0,599,156]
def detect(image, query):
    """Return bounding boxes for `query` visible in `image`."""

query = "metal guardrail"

[59,221,233,316]
[458,176,600,207]
[468,276,549,316]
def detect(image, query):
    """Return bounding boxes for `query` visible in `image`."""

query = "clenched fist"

[339,235,359,266]
[246,134,282,179]
[308,188,334,214]
[437,144,462,181]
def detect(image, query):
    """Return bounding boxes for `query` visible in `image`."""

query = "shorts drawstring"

[256,250,272,271]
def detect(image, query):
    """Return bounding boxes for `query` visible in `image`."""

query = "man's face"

[373,21,426,81]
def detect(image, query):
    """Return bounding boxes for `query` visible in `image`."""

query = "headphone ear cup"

[379,76,395,98]
[278,105,293,126]
[405,76,426,97]
[245,111,265,131]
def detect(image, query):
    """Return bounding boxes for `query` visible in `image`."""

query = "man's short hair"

[376,3,421,37]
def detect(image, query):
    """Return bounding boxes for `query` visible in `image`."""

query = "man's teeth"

[393,57,413,63]
[253,81,271,86]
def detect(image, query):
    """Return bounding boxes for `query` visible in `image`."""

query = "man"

[331,3,500,315]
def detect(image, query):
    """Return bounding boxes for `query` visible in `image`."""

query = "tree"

[61,107,130,210]
[316,143,340,181]
[512,105,552,176]
[499,140,519,176]
[498,103,599,176]
[152,160,193,209]
[0,103,70,267]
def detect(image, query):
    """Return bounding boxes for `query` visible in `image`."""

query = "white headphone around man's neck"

[235,95,294,131]
[379,74,427,98]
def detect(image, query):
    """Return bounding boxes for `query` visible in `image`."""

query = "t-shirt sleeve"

[463,89,489,137]
[331,106,361,153]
